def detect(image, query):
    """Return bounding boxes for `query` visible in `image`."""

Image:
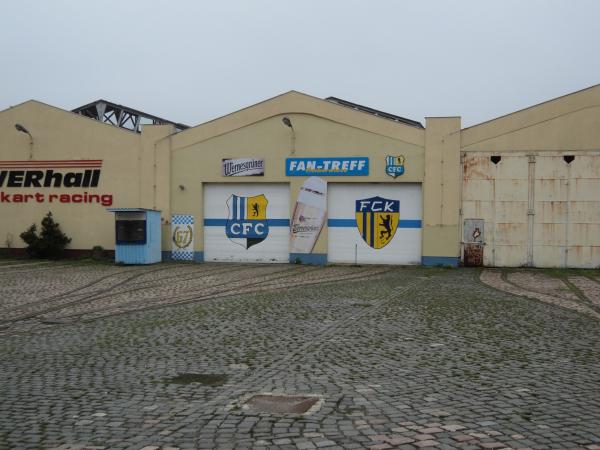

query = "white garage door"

[328,183,422,265]
[204,183,290,263]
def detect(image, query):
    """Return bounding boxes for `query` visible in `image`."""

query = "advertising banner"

[290,177,327,253]
[286,157,368,176]
[222,158,264,176]
[171,215,194,260]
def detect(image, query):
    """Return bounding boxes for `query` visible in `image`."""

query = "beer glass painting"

[290,177,327,254]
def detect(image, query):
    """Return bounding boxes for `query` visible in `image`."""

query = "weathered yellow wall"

[140,124,174,211]
[0,93,430,259]
[462,85,600,152]
[0,101,144,251]
[5,86,596,266]
[166,95,426,256]
[460,84,600,268]
[422,117,461,262]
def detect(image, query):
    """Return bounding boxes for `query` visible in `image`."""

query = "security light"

[14,123,34,159]
[281,117,295,154]
[15,123,30,134]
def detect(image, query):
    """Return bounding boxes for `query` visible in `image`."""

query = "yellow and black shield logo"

[355,196,400,249]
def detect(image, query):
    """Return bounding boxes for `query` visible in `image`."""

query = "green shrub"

[91,245,105,260]
[20,212,72,259]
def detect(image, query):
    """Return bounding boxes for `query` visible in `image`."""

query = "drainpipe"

[527,154,536,267]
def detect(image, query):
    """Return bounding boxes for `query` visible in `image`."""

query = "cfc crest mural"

[385,155,405,178]
[355,196,400,249]
[226,194,269,249]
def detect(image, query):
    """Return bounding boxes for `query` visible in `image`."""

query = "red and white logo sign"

[0,160,113,206]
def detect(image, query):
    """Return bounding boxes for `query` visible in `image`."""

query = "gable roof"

[461,83,600,148]
[325,97,423,128]
[170,90,425,149]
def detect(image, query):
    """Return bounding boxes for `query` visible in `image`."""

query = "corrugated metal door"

[327,183,422,265]
[534,154,600,268]
[203,183,290,263]
[462,152,600,268]
[462,154,529,267]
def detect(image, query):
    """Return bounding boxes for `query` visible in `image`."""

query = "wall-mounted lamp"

[282,117,293,129]
[281,116,295,154]
[15,123,33,159]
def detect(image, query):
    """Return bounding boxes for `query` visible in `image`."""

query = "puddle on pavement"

[242,394,320,414]
[164,373,229,386]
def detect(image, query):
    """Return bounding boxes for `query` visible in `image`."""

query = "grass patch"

[244,349,258,366]
[194,305,206,318]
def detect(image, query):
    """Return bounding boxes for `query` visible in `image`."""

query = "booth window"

[116,220,146,244]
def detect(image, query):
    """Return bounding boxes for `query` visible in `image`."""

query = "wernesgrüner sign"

[222,158,264,176]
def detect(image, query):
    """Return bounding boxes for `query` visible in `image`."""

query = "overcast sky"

[1,0,599,127]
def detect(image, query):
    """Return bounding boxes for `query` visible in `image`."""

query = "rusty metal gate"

[461,152,600,268]
[463,219,484,266]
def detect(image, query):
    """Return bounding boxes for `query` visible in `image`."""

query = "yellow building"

[1,86,599,267]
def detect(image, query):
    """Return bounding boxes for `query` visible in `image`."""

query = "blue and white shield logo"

[225,194,269,249]
[385,155,405,178]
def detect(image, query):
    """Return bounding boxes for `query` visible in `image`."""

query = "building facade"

[1,86,599,267]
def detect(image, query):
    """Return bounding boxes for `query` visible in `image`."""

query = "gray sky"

[1,0,599,127]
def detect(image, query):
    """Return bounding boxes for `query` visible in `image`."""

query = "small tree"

[20,212,72,259]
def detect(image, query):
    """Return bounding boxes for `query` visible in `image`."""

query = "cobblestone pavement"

[1,261,600,450]
[481,269,600,320]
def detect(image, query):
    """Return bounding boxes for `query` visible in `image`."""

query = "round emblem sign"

[172,225,193,249]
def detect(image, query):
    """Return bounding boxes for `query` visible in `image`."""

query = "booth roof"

[106,208,161,212]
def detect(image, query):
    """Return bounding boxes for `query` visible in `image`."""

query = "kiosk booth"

[107,208,161,264]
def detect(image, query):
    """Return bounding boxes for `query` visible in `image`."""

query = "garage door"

[462,152,600,268]
[204,183,290,263]
[461,154,529,267]
[327,183,422,264]
[532,154,600,268]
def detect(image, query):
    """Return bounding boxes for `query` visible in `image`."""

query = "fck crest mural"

[355,196,400,249]
[226,194,269,249]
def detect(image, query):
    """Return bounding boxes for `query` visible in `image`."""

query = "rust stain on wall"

[463,156,493,180]
[464,243,483,266]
